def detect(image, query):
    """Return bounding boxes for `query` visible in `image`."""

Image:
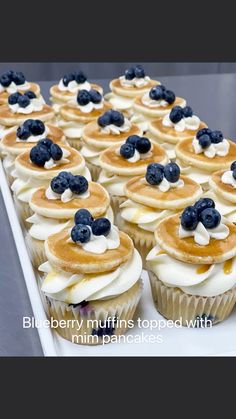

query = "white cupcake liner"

[86,162,101,182]
[110,195,126,222]
[25,233,46,268]
[66,137,82,151]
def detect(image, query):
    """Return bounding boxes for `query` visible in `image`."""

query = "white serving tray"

[1,159,236,357]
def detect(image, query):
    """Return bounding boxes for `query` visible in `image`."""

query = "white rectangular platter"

[1,159,236,357]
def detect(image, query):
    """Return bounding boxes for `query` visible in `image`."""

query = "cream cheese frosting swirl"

[119,75,151,88]
[0,81,30,94]
[58,79,91,93]
[163,113,200,132]
[193,137,229,158]
[9,96,45,114]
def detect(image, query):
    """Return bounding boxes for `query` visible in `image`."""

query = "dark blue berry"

[194,198,215,215]
[58,171,74,181]
[162,89,175,104]
[75,71,87,84]
[16,125,30,140]
[120,143,135,159]
[30,145,51,167]
[126,135,140,147]
[23,119,34,129]
[164,162,180,183]
[169,106,183,123]
[124,67,135,80]
[182,106,193,118]
[71,224,91,244]
[233,169,236,180]
[110,110,124,127]
[198,134,211,149]
[149,85,165,101]
[97,112,111,127]
[12,71,25,85]
[50,143,63,161]
[196,128,212,139]
[146,163,164,185]
[51,176,69,194]
[181,206,198,231]
[25,90,36,99]
[77,89,91,106]
[18,95,30,108]
[62,72,75,86]
[89,89,102,104]
[30,120,45,135]
[6,70,14,80]
[210,130,223,144]
[8,92,21,105]
[230,161,236,171]
[92,217,111,236]
[136,137,151,154]
[199,208,221,229]
[134,65,145,78]
[38,138,53,148]
[0,73,11,87]
[69,175,88,194]
[74,209,94,226]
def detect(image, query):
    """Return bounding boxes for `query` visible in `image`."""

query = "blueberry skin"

[0,73,11,87]
[169,106,183,123]
[75,71,87,84]
[149,85,165,100]
[71,224,91,244]
[124,67,135,80]
[110,110,124,127]
[38,138,53,149]
[92,217,111,237]
[97,112,111,127]
[89,89,102,104]
[16,125,30,140]
[126,135,140,147]
[164,162,180,183]
[210,130,223,144]
[233,169,236,180]
[182,106,193,118]
[18,95,30,108]
[198,134,211,149]
[50,143,63,161]
[51,176,69,194]
[120,143,135,159]
[23,119,34,130]
[136,137,151,154]
[30,119,45,135]
[6,70,14,80]
[199,208,221,229]
[69,175,88,194]
[74,209,94,226]
[30,145,51,167]
[62,72,75,86]
[25,90,36,99]
[134,65,145,78]
[146,163,164,185]
[181,206,199,231]
[162,89,175,104]
[58,171,74,181]
[12,71,25,85]
[196,128,212,139]
[230,161,236,171]
[77,89,91,106]
[194,198,215,215]
[8,92,21,105]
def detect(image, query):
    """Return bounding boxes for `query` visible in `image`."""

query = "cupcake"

[58,89,110,150]
[147,199,236,326]
[119,162,202,265]
[105,65,160,116]
[11,141,91,222]
[97,135,168,215]
[0,119,67,185]
[81,110,142,180]
[0,70,40,106]
[131,84,186,132]
[39,213,142,344]
[26,172,113,267]
[50,70,103,114]
[176,128,236,191]
[148,105,207,160]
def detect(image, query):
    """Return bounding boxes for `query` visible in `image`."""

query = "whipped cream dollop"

[116,144,153,163]
[58,79,91,93]
[27,214,71,241]
[141,91,168,108]
[39,249,142,303]
[80,144,100,165]
[153,177,184,193]
[68,224,120,254]
[0,81,30,94]
[16,126,49,143]
[147,245,236,297]
[9,96,45,114]
[69,97,103,114]
[57,119,84,138]
[100,118,131,135]
[221,170,236,187]
[98,170,131,196]
[45,185,90,202]
[179,218,229,246]
[43,147,70,169]
[192,137,229,158]
[163,114,200,132]
[119,75,150,88]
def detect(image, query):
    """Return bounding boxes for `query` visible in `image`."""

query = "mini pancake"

[60,101,111,124]
[50,83,103,102]
[133,96,186,118]
[149,119,207,144]
[0,104,55,126]
[210,170,236,203]
[110,78,159,98]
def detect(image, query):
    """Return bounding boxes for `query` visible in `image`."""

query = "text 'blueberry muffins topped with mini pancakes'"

[50,71,103,113]
[39,212,142,344]
[176,127,236,190]
[0,70,40,106]
[58,89,110,150]
[147,199,236,326]
[118,162,202,264]
[105,65,160,116]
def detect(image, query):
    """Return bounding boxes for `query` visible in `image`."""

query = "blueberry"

[124,67,135,80]
[126,135,140,147]
[38,138,53,148]
[182,106,193,118]
[199,208,221,229]
[71,224,91,244]
[92,217,111,236]
[16,125,30,140]
[12,71,25,85]
[75,71,87,84]
[18,95,30,108]
[110,110,124,127]
[30,120,45,135]
[194,198,215,215]
[145,163,164,185]
[74,209,94,226]
[77,89,91,106]
[69,175,88,194]
[169,106,183,123]
[89,89,102,104]
[162,89,175,105]
[134,65,145,78]
[51,176,69,194]
[58,171,74,181]
[233,169,236,180]
[50,143,63,161]
[210,130,223,144]
[30,145,51,167]
[97,112,111,127]
[181,206,199,231]
[23,119,34,129]
[136,137,151,154]
[120,143,135,159]
[62,72,75,86]
[149,85,165,101]
[8,92,21,105]
[198,134,211,149]
[196,128,212,139]
[6,70,14,80]
[0,73,11,87]
[230,161,236,171]
[164,162,180,183]
[25,90,36,99]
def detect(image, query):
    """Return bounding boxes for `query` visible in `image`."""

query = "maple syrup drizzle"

[223,258,233,275]
[196,265,212,274]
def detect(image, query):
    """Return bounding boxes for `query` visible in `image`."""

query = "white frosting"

[203,190,236,223]
[68,97,103,114]
[192,137,229,158]
[177,160,210,186]
[116,144,152,163]
[43,147,70,169]
[27,214,71,241]
[68,224,120,254]
[163,114,200,132]
[98,170,130,196]
[100,118,131,135]
[0,124,17,139]
[45,185,90,202]
[141,91,168,108]
[80,144,100,164]
[16,126,49,143]
[58,79,91,93]
[105,93,133,110]
[9,96,45,114]
[147,245,236,297]
[179,219,229,246]
[39,249,142,303]
[0,81,30,94]
[130,114,149,132]
[119,75,150,88]
[221,170,236,187]
[155,177,184,193]
[57,119,84,138]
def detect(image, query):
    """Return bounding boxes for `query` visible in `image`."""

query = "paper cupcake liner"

[148,271,236,327]
[25,233,46,268]
[110,195,127,222]
[86,162,101,182]
[13,195,33,228]
[43,280,142,345]
[66,137,82,151]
